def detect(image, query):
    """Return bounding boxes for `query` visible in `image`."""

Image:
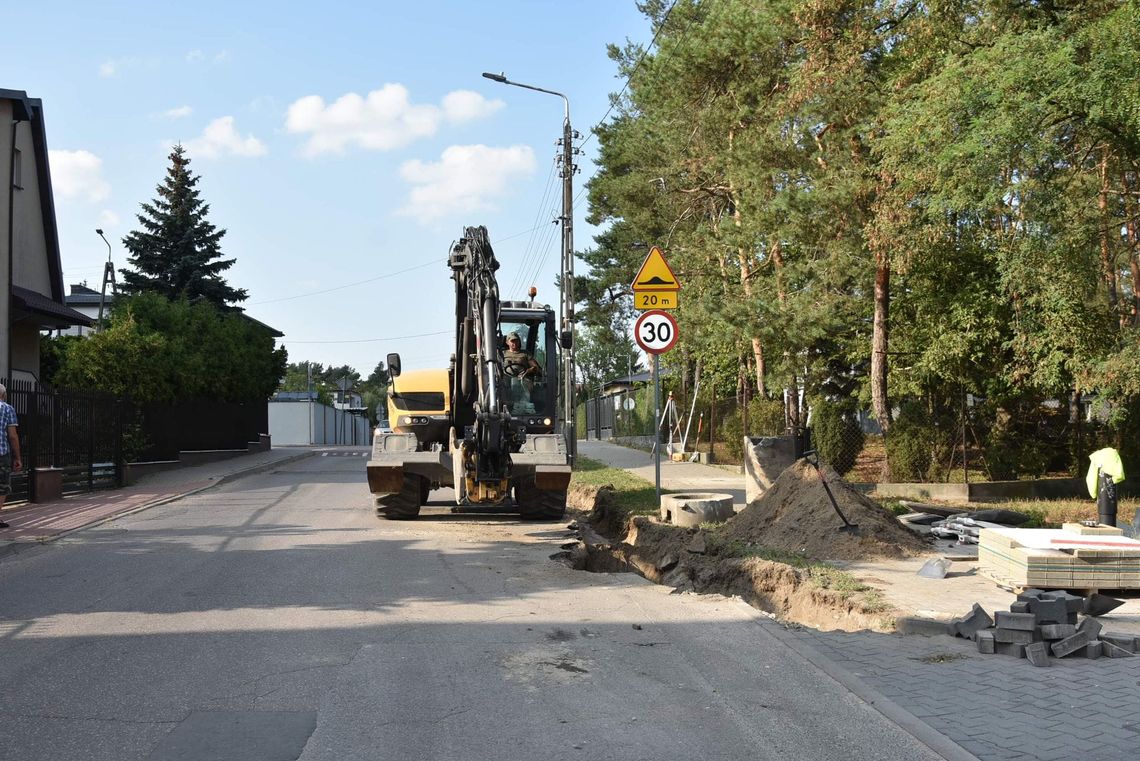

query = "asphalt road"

[0,449,947,761]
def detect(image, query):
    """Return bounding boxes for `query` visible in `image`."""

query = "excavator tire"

[515,478,567,521]
[375,474,423,520]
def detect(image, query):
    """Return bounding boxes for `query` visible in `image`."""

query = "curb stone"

[751,607,982,761]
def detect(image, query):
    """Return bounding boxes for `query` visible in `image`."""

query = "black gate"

[1,377,125,503]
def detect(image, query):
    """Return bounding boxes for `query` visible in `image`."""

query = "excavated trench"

[556,483,899,633]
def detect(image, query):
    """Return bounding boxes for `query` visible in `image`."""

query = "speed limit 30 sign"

[634,310,678,355]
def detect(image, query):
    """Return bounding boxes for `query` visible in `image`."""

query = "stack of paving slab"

[978,523,1140,590]
[950,591,1138,667]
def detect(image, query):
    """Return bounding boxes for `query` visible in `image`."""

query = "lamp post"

[94,228,117,331]
[481,71,578,463]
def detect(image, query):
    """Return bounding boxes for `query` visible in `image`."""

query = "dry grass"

[970,498,1139,529]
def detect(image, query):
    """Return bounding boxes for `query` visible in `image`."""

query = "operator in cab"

[503,332,541,380]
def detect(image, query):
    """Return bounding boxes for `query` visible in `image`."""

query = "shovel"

[805,452,859,535]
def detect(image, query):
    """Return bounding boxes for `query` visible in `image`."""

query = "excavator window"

[500,320,548,416]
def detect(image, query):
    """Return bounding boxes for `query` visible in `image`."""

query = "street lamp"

[481,71,579,463]
[94,228,117,330]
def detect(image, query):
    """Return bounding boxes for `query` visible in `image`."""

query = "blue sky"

[5,0,651,376]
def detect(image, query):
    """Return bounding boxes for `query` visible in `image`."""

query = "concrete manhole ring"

[660,493,735,527]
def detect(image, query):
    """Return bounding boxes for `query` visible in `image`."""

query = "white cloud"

[186,49,204,63]
[441,90,503,122]
[161,105,193,120]
[99,209,121,228]
[49,150,111,202]
[397,144,535,222]
[183,116,268,159]
[285,84,503,157]
[98,56,152,78]
[213,50,230,64]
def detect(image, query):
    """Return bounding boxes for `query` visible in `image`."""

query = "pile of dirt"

[724,459,927,560]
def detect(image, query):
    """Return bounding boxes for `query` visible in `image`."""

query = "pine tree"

[120,144,247,307]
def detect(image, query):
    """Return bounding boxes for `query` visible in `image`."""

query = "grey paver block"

[1102,632,1136,652]
[1101,641,1134,658]
[1029,597,1069,624]
[1040,624,1078,640]
[1084,640,1103,659]
[1051,631,1090,658]
[951,603,994,639]
[1078,616,1104,640]
[1043,590,1086,613]
[1026,641,1051,666]
[995,611,1037,631]
[994,627,1036,644]
[995,641,1027,658]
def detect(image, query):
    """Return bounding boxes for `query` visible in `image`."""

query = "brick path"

[0,448,319,549]
[796,626,1140,761]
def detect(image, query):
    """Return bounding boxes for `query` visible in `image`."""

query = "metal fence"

[2,377,273,503]
[2,376,126,502]
[135,399,268,461]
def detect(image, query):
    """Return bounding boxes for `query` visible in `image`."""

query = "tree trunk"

[871,252,891,434]
[1099,150,1120,318]
[752,337,766,398]
[1122,171,1139,325]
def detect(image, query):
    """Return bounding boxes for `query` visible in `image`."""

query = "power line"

[285,330,451,345]
[510,158,559,297]
[248,223,547,307]
[577,0,680,151]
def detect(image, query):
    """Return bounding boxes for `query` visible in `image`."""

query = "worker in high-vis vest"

[1086,447,1125,529]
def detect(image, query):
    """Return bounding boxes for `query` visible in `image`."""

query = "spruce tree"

[120,144,247,307]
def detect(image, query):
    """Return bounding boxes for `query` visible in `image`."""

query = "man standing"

[0,384,22,528]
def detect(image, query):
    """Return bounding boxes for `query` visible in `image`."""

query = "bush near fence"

[579,386,1130,485]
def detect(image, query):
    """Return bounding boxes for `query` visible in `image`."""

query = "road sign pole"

[654,352,661,505]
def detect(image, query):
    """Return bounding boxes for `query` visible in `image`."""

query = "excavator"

[366,225,572,520]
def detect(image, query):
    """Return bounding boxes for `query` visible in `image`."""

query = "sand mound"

[724,459,927,560]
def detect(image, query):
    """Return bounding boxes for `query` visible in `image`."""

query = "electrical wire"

[285,329,451,345]
[247,222,547,307]
[509,157,559,297]
[577,0,680,151]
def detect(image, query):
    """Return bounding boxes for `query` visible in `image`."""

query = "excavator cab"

[499,304,558,435]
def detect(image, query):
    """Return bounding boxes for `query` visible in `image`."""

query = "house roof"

[1,89,65,304]
[66,283,104,306]
[274,391,318,401]
[11,286,93,328]
[238,312,284,338]
[602,371,653,390]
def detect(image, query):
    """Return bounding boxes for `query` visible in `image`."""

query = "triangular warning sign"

[631,246,680,291]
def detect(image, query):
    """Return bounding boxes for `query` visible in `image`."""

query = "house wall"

[1,99,12,379]
[9,324,39,382]
[60,303,99,337]
[10,119,51,295]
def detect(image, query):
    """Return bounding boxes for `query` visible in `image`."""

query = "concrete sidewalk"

[579,439,746,504]
[579,438,1140,761]
[0,446,322,551]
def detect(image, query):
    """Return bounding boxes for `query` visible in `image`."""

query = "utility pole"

[95,228,117,331]
[559,111,580,464]
[481,71,579,463]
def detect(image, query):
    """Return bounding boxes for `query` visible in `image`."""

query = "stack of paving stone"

[949,590,1138,667]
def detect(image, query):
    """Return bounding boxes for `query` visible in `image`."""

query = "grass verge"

[571,456,661,519]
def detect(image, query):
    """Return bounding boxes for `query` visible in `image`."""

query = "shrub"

[811,397,865,475]
[885,401,936,481]
[719,397,788,460]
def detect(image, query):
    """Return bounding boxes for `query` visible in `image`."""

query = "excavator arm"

[449,226,525,502]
